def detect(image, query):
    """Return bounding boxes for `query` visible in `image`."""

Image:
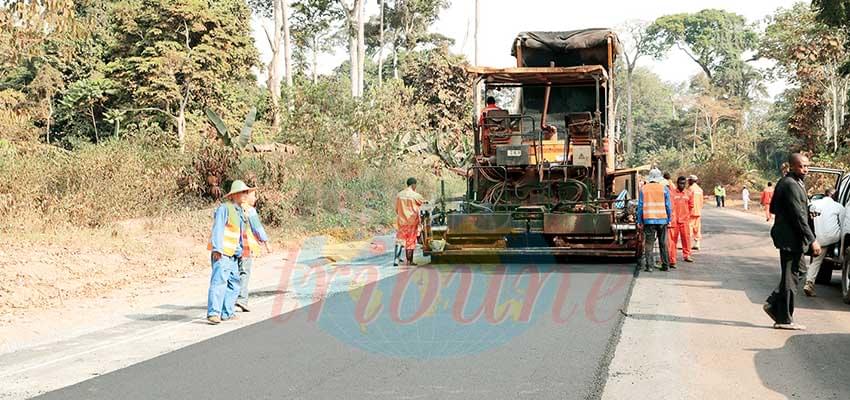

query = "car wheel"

[843,247,850,304]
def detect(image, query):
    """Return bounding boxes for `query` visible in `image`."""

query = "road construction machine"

[422,29,645,260]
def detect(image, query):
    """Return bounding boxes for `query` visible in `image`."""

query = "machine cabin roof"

[466,65,608,85]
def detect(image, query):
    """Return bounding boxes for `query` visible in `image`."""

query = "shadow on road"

[752,333,850,399]
[627,313,771,329]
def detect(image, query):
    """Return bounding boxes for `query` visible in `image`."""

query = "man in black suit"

[764,153,822,330]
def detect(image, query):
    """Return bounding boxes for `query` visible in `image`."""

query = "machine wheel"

[842,248,850,304]
[815,260,834,284]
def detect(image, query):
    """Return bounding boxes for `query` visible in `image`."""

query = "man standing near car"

[804,188,844,297]
[765,153,821,330]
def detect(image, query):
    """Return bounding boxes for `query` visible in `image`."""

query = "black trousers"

[640,224,669,269]
[766,250,801,324]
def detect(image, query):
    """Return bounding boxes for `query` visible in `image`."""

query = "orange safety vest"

[241,205,262,257]
[207,202,257,257]
[690,183,704,217]
[642,182,668,221]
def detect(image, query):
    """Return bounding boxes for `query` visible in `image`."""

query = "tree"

[366,0,451,79]
[339,0,365,97]
[617,20,665,159]
[58,77,116,143]
[291,0,342,84]
[249,0,295,134]
[647,9,761,100]
[107,0,258,151]
[761,2,849,152]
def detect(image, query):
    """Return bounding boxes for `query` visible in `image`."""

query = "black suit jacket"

[770,174,816,253]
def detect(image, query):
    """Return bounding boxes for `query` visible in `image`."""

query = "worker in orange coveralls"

[395,177,426,266]
[669,176,695,265]
[687,174,704,250]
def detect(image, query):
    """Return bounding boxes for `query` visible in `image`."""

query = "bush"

[0,139,186,228]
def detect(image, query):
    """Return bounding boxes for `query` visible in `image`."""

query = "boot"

[405,249,415,265]
[393,245,402,266]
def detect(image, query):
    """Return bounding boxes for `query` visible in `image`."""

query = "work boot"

[762,303,776,322]
[670,264,677,270]
[235,302,250,312]
[803,281,816,297]
[207,315,221,325]
[684,257,694,263]
[405,249,415,265]
[692,240,700,250]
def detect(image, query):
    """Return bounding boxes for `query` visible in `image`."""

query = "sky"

[252,0,802,97]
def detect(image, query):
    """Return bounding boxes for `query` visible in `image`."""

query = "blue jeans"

[237,257,253,305]
[207,254,241,319]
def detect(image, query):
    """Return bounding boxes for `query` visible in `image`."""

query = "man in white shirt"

[742,187,751,210]
[804,189,845,296]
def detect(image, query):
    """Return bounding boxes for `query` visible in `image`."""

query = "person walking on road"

[687,175,704,250]
[761,182,775,222]
[803,189,844,297]
[742,186,751,210]
[206,180,254,325]
[765,153,821,330]
[637,168,672,273]
[714,185,726,207]
[395,177,426,266]
[668,176,695,266]
[235,188,272,313]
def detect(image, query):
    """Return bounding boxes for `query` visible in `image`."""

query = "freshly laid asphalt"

[35,257,635,399]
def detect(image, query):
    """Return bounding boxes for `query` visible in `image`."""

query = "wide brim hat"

[224,180,256,198]
[647,168,664,183]
[688,174,698,181]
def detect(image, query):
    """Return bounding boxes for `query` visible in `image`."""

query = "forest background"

[2,0,850,234]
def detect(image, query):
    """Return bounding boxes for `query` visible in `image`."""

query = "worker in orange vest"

[637,168,672,272]
[668,176,695,265]
[687,174,704,250]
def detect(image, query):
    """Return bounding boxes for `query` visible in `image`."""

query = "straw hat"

[224,180,255,198]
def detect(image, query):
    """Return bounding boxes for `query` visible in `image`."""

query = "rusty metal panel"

[447,213,513,235]
[544,213,613,235]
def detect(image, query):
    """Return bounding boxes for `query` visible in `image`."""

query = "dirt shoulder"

[0,209,388,353]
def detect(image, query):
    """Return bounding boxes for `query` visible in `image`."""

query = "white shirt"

[811,197,844,246]
[742,189,750,202]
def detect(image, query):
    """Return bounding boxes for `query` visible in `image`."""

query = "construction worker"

[714,184,725,207]
[235,188,272,313]
[668,176,695,266]
[742,186,751,210]
[206,180,253,325]
[663,172,677,266]
[395,177,426,266]
[761,182,775,222]
[804,189,844,297]
[637,168,672,273]
[687,175,704,250]
[479,96,504,155]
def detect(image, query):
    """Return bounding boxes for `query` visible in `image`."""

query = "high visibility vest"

[690,184,704,216]
[241,206,262,257]
[208,203,255,257]
[642,182,668,220]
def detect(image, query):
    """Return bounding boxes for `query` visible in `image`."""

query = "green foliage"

[648,9,761,100]
[57,77,118,142]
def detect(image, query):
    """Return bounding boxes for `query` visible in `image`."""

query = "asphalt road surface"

[34,258,634,400]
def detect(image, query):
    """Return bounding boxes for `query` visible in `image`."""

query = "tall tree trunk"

[267,0,283,133]
[625,67,634,158]
[90,104,99,144]
[356,0,365,96]
[46,98,52,144]
[282,0,293,88]
[312,38,319,84]
[177,107,186,153]
[378,0,384,86]
[349,34,359,97]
